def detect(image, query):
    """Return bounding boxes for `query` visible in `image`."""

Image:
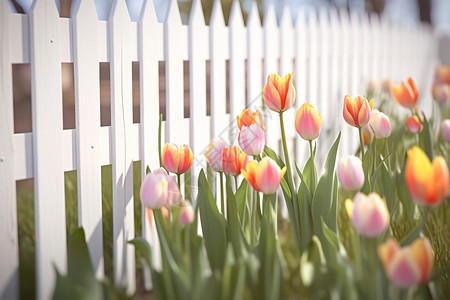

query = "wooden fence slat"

[228,0,246,144]
[0,2,19,299]
[72,0,104,278]
[139,0,162,289]
[189,0,208,203]
[109,0,136,293]
[29,0,67,299]
[246,2,263,109]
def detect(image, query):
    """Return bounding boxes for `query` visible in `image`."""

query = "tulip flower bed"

[16,68,450,299]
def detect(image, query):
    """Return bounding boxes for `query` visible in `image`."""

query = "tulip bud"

[223,146,249,176]
[392,77,419,108]
[205,139,227,172]
[405,146,449,206]
[162,143,193,174]
[367,80,378,95]
[337,155,365,191]
[432,84,450,105]
[295,103,322,141]
[405,115,423,133]
[241,157,287,195]
[363,109,391,139]
[378,238,434,288]
[237,108,264,130]
[349,193,389,237]
[179,202,195,226]
[434,65,450,85]
[263,73,296,112]
[238,124,265,156]
[140,173,169,209]
[441,119,450,142]
[381,79,393,96]
[343,95,371,127]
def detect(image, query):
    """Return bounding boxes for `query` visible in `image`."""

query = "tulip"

[367,80,378,95]
[434,65,450,85]
[162,143,193,174]
[179,202,195,226]
[343,95,371,127]
[378,238,434,288]
[347,193,389,237]
[140,173,169,209]
[152,168,181,206]
[432,84,450,105]
[405,115,423,133]
[381,79,393,96]
[295,103,322,141]
[392,77,419,109]
[337,155,365,191]
[441,119,450,142]
[222,146,249,176]
[363,109,391,139]
[241,157,287,195]
[405,146,449,206]
[237,108,264,130]
[238,123,265,156]
[263,73,296,112]
[205,139,227,172]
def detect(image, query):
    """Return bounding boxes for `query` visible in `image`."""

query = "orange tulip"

[343,95,371,127]
[263,73,296,112]
[237,108,264,130]
[222,146,249,176]
[405,146,449,206]
[405,115,423,133]
[378,238,434,288]
[434,65,450,85]
[162,143,193,174]
[241,157,287,195]
[392,77,419,108]
[295,103,322,141]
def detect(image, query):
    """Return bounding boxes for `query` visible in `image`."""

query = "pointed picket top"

[228,0,244,28]
[318,8,328,28]
[279,5,293,29]
[246,1,260,28]
[263,1,277,28]
[109,0,131,22]
[361,12,370,28]
[139,0,158,23]
[30,0,60,18]
[164,0,181,25]
[329,7,339,27]
[339,8,350,28]
[349,10,360,27]
[369,12,380,29]
[209,0,225,27]
[189,0,205,26]
[308,8,318,29]
[295,7,306,29]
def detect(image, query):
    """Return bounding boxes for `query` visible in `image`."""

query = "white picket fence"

[0,0,438,299]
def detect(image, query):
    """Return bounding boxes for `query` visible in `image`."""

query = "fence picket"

[109,0,136,293]
[0,2,19,299]
[139,0,162,288]
[72,0,104,278]
[246,2,263,110]
[29,0,67,299]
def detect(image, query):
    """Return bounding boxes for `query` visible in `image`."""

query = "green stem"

[234,175,238,192]
[309,140,313,158]
[400,207,430,246]
[177,173,182,199]
[251,188,258,246]
[220,172,225,216]
[158,114,163,168]
[358,126,365,161]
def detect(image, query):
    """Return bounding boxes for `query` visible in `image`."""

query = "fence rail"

[0,0,437,299]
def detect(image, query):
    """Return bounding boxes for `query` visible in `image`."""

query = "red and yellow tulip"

[222,146,249,176]
[237,108,264,130]
[343,95,371,127]
[405,115,423,133]
[162,143,193,174]
[392,77,419,109]
[295,103,322,141]
[241,157,287,195]
[405,146,449,206]
[378,238,434,288]
[263,73,296,112]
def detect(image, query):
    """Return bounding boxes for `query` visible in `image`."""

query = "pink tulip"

[405,115,423,133]
[179,202,195,226]
[241,157,287,195]
[263,73,296,112]
[363,109,391,139]
[347,193,389,237]
[343,95,371,128]
[432,84,450,105]
[441,119,450,142]
[295,103,322,141]
[205,139,227,172]
[378,238,434,288]
[337,155,365,191]
[238,124,265,156]
[140,173,169,209]
[152,168,181,206]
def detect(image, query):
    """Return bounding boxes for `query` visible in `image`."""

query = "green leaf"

[235,180,248,222]
[396,160,415,223]
[263,146,285,169]
[226,175,248,257]
[321,217,339,251]
[221,245,247,300]
[146,166,151,174]
[378,162,395,213]
[420,114,434,160]
[198,169,227,271]
[311,132,341,236]
[128,237,152,270]
[280,177,291,200]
